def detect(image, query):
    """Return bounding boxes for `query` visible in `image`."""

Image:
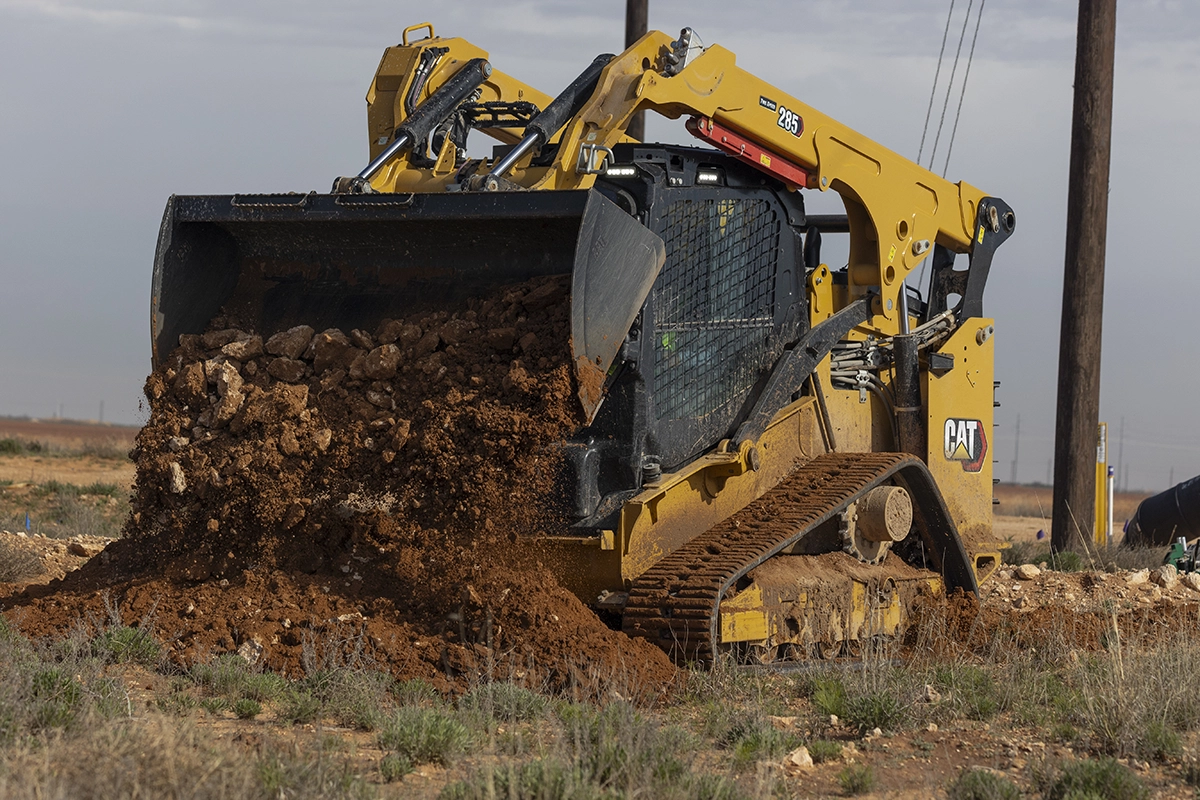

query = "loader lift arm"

[496,29,1014,335]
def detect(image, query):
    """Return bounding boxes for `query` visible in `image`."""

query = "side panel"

[925,319,995,553]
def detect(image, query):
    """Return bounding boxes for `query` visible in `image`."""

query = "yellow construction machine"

[152,24,1014,663]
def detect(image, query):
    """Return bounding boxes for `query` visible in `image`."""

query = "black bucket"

[1123,474,1200,547]
[151,189,665,422]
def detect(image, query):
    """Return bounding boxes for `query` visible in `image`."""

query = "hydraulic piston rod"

[487,54,614,181]
[347,57,493,186]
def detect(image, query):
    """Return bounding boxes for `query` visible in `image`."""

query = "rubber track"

[621,452,918,662]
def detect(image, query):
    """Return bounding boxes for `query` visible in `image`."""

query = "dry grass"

[0,539,43,583]
[0,479,129,539]
[1,594,1199,797]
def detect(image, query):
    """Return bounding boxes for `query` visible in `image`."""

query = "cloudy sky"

[1,0,1197,494]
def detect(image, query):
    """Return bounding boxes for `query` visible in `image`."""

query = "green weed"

[93,626,160,666]
[378,707,473,766]
[846,692,907,734]
[838,763,876,795]
[808,739,842,763]
[233,698,262,719]
[1041,757,1147,800]
[947,768,1021,800]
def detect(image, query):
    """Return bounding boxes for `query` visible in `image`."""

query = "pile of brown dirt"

[1,275,676,696]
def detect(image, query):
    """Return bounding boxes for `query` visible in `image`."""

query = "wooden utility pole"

[625,0,648,140]
[1052,0,1117,552]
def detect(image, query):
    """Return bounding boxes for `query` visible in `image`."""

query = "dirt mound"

[1,275,675,696]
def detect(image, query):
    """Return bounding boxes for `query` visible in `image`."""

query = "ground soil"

[0,275,676,697]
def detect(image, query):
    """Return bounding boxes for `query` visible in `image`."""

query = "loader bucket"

[151,189,665,422]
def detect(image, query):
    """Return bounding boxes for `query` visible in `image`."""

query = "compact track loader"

[152,24,1014,664]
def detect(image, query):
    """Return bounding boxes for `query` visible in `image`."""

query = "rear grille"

[653,198,779,421]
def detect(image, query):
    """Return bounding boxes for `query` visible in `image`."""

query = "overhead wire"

[927,0,974,171]
[914,0,988,295]
[942,0,987,176]
[916,0,956,166]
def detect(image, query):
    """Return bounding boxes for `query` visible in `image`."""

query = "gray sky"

[1,0,1197,495]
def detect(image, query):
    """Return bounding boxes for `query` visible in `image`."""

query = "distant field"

[0,417,138,453]
[993,482,1150,523]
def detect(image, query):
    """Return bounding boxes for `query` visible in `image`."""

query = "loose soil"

[0,275,675,696]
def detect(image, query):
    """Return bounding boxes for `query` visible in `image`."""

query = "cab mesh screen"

[653,198,779,421]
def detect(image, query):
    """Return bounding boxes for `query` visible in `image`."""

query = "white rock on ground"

[784,746,814,771]
[1151,564,1178,588]
[1126,568,1150,587]
[1015,564,1041,580]
[1181,572,1200,592]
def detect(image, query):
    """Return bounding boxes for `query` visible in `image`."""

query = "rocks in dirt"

[306,329,355,372]
[1015,564,1041,580]
[1126,568,1150,587]
[1181,572,1200,592]
[783,746,814,773]
[362,345,402,380]
[168,462,187,494]
[1151,564,1178,588]
[237,637,264,665]
[267,358,306,383]
[921,683,942,703]
[201,328,246,349]
[265,325,315,360]
[66,541,102,558]
[221,334,263,361]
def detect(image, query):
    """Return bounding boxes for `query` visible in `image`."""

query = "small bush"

[729,723,798,768]
[1049,549,1087,572]
[846,692,906,734]
[255,747,373,800]
[93,626,160,666]
[379,753,413,783]
[440,757,746,800]
[393,677,441,707]
[838,763,875,795]
[304,668,393,730]
[156,691,198,716]
[0,438,29,455]
[811,678,848,718]
[31,668,83,729]
[947,768,1021,800]
[241,672,286,703]
[232,698,262,719]
[809,739,842,763]
[460,682,547,722]
[378,707,473,766]
[200,697,228,716]
[280,689,321,725]
[1141,720,1182,761]
[0,541,42,583]
[937,666,1000,721]
[1042,758,1147,800]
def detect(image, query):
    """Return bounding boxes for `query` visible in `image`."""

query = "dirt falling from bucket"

[2,274,676,697]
